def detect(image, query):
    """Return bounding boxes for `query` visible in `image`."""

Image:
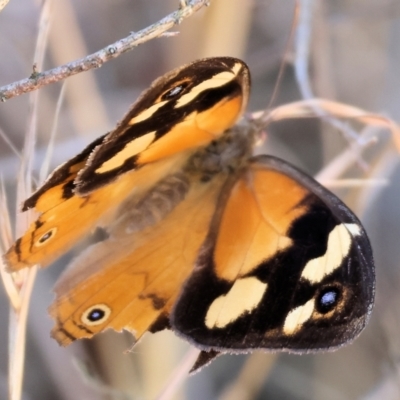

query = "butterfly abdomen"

[110,173,190,236]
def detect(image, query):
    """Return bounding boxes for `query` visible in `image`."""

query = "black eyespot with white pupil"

[162,81,190,100]
[35,227,57,247]
[88,309,104,321]
[81,304,111,326]
[316,287,341,314]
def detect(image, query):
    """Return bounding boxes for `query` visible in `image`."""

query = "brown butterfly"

[4,57,375,371]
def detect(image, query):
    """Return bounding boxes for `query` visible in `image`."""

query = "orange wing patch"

[32,160,84,213]
[50,172,228,345]
[214,166,309,282]
[137,96,243,166]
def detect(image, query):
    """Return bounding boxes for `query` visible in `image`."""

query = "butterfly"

[4,57,375,371]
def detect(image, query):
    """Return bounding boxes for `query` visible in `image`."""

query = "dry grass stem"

[314,127,379,183]
[0,181,20,311]
[258,98,400,151]
[155,347,201,400]
[294,0,362,145]
[295,0,316,100]
[219,353,278,400]
[39,82,66,182]
[0,127,21,160]
[5,2,52,399]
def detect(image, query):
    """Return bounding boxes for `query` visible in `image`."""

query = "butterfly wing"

[4,136,104,270]
[5,152,190,271]
[75,57,250,194]
[171,155,375,352]
[49,170,229,345]
[5,57,250,271]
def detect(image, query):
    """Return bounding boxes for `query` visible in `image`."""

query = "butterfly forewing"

[21,135,106,213]
[171,155,374,352]
[4,136,105,270]
[76,57,250,194]
[5,57,249,272]
[5,153,190,271]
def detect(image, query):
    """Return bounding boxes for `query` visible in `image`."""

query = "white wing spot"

[129,101,167,124]
[301,224,353,284]
[205,277,267,329]
[283,299,315,335]
[95,131,156,173]
[231,62,242,75]
[176,71,236,108]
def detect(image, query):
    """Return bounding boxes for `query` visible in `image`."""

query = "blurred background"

[1,0,400,399]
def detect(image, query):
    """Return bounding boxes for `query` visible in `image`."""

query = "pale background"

[1,1,400,399]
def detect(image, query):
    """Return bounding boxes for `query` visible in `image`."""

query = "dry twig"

[0,0,210,102]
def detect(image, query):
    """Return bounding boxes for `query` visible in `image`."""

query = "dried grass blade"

[40,81,66,182]
[261,99,400,152]
[155,348,201,400]
[8,1,52,400]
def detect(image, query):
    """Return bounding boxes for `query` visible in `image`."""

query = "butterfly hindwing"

[171,155,374,352]
[49,168,229,345]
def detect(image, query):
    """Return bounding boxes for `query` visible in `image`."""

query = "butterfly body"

[4,57,374,370]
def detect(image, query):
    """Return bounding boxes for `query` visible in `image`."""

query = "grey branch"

[0,0,210,102]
